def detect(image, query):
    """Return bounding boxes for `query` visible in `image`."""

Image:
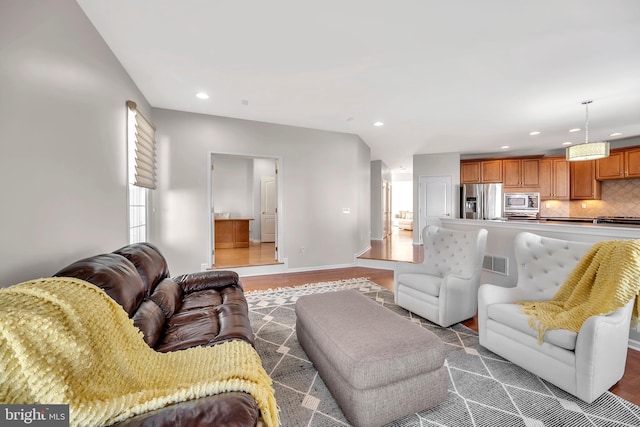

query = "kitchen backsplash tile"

[539,178,640,218]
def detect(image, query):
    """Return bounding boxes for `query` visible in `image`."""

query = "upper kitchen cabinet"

[596,146,640,180]
[461,160,502,183]
[539,157,569,200]
[627,148,640,177]
[503,159,540,189]
[570,160,601,200]
[461,161,481,183]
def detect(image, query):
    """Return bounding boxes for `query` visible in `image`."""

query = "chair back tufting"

[514,232,593,300]
[421,225,487,278]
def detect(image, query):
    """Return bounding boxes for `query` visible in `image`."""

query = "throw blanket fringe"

[0,277,279,427]
[519,239,640,343]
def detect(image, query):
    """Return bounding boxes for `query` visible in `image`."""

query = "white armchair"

[478,232,634,403]
[394,225,488,327]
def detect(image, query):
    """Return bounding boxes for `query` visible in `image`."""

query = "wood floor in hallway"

[214,228,419,268]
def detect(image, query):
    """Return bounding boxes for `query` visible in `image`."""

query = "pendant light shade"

[566,141,610,161]
[566,100,610,161]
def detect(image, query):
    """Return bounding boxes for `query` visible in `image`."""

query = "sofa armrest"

[172,270,241,293]
[478,283,524,346]
[394,261,428,301]
[439,272,478,327]
[574,299,634,403]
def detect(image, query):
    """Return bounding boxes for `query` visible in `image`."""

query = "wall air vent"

[483,254,508,276]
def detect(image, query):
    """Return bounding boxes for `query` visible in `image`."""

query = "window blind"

[126,100,157,189]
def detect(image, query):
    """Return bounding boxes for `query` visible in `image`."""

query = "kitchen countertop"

[441,218,640,239]
[507,217,640,228]
[540,217,596,223]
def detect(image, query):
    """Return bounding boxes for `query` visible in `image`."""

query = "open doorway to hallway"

[209,153,283,269]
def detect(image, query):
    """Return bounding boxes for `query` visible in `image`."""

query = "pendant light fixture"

[566,100,610,161]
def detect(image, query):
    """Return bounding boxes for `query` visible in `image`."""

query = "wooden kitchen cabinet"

[503,159,540,189]
[596,146,640,179]
[570,160,601,200]
[461,160,502,183]
[481,160,503,183]
[214,218,252,248]
[627,148,640,177]
[461,162,481,183]
[539,157,569,200]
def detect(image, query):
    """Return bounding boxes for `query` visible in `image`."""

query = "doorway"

[209,153,282,268]
[383,180,392,239]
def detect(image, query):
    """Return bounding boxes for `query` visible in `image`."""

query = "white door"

[418,175,452,243]
[260,176,276,243]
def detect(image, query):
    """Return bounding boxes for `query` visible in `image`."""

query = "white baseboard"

[355,257,397,270]
[629,338,640,352]
[285,262,355,273]
[355,245,372,258]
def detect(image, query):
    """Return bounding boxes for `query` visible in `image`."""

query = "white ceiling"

[76,0,640,173]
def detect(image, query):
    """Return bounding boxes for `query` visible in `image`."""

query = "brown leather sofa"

[54,242,264,427]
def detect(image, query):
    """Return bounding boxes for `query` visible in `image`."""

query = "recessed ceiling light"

[562,141,573,146]
[569,128,581,133]
[373,121,384,127]
[501,145,510,149]
[195,92,209,100]
[610,132,623,137]
[529,131,541,136]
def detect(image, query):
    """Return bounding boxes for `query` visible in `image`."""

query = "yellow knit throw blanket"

[519,239,640,343]
[0,277,279,427]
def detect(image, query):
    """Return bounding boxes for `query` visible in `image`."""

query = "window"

[127,101,156,243]
[129,183,147,243]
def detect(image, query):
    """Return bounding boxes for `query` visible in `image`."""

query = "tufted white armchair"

[478,232,634,403]
[394,225,488,327]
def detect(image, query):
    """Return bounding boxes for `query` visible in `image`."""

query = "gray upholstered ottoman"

[295,289,447,427]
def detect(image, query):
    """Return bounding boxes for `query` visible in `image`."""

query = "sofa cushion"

[114,242,170,295]
[397,273,442,297]
[54,253,145,316]
[111,391,260,427]
[156,307,220,352]
[488,303,578,351]
[181,288,223,312]
[132,299,166,348]
[149,278,183,318]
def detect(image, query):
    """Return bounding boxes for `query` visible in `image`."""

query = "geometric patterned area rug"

[246,278,640,427]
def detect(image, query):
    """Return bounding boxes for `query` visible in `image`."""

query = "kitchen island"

[214,218,253,249]
[440,217,640,288]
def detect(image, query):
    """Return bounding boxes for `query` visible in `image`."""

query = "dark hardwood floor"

[240,228,640,406]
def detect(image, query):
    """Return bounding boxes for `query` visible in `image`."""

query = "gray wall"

[152,108,371,274]
[0,0,151,287]
[0,0,372,286]
[212,155,254,218]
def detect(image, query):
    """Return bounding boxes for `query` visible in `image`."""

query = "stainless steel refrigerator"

[460,183,503,220]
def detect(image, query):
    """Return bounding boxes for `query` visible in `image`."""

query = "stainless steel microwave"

[504,192,539,215]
